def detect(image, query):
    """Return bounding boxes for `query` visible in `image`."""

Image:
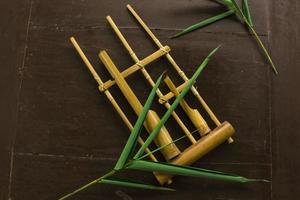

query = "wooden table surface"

[0,0,299,199]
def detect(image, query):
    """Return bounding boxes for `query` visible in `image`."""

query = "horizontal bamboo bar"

[99,50,181,160]
[99,45,170,91]
[155,121,235,185]
[126,4,233,143]
[164,76,211,136]
[70,37,157,162]
[106,15,197,144]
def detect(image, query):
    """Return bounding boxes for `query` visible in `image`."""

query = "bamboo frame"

[126,4,234,143]
[71,5,236,185]
[70,37,157,162]
[99,45,170,91]
[99,50,181,161]
[106,16,197,144]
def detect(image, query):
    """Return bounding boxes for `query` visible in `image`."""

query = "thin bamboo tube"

[106,16,196,144]
[126,4,233,143]
[99,50,181,160]
[70,37,157,162]
[164,76,211,136]
[99,45,170,91]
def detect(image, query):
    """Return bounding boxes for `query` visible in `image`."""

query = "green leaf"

[127,160,269,183]
[99,177,175,191]
[214,0,234,8]
[134,46,220,159]
[230,0,278,74]
[242,0,253,26]
[171,10,235,38]
[114,73,164,170]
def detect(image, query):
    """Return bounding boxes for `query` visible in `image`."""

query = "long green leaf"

[242,0,253,26]
[134,46,220,159]
[99,177,175,191]
[127,160,269,183]
[171,10,235,38]
[230,0,278,74]
[114,73,164,170]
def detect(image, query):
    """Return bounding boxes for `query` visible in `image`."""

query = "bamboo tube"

[99,45,170,91]
[126,4,233,143]
[154,121,235,185]
[99,50,181,160]
[164,76,211,136]
[70,37,157,162]
[106,16,197,144]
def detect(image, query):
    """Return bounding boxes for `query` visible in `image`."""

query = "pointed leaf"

[99,177,175,191]
[242,0,253,26]
[127,160,269,183]
[214,0,234,9]
[134,46,220,159]
[171,10,235,38]
[114,73,164,170]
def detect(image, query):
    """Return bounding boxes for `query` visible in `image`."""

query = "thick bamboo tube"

[164,76,211,136]
[99,50,181,160]
[126,4,233,143]
[69,37,157,162]
[154,121,235,185]
[106,16,197,144]
[99,45,170,91]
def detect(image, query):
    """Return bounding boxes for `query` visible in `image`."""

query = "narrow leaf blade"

[99,177,175,191]
[134,46,220,159]
[127,160,268,183]
[171,10,235,38]
[242,0,253,26]
[114,73,164,170]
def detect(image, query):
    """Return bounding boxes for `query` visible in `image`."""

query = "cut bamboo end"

[154,121,235,185]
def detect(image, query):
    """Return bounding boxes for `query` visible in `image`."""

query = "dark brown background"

[0,0,299,199]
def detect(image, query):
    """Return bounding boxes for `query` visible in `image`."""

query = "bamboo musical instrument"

[106,16,197,144]
[70,37,157,162]
[99,50,181,161]
[164,76,210,136]
[126,4,234,144]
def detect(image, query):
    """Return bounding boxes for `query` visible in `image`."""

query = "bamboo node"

[136,61,144,69]
[98,84,106,92]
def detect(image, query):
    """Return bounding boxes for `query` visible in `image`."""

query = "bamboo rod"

[99,50,181,160]
[126,5,233,143]
[70,37,157,162]
[164,76,211,136]
[106,16,196,144]
[99,45,170,91]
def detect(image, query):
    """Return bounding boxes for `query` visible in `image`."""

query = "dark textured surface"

[0,0,298,199]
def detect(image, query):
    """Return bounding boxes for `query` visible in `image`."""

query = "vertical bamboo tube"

[126,4,233,143]
[106,16,197,144]
[99,50,181,160]
[70,37,157,162]
[164,76,211,136]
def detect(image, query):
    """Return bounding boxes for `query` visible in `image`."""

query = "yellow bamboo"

[99,50,181,160]
[99,45,170,91]
[155,121,235,185]
[126,5,233,143]
[164,76,211,136]
[70,37,157,162]
[106,15,197,144]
